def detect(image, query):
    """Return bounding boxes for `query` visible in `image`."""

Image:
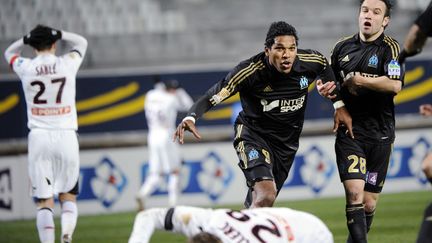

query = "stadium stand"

[0,0,430,74]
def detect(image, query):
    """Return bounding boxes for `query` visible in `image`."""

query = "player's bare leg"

[344,179,367,243]
[250,180,277,208]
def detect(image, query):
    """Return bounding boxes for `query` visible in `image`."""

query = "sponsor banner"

[1,128,430,220]
[1,60,431,139]
[0,155,34,220]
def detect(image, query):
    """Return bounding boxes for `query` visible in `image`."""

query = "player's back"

[15,53,80,130]
[206,207,333,243]
[144,88,178,132]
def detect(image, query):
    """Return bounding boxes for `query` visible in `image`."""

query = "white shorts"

[28,129,80,199]
[147,129,181,174]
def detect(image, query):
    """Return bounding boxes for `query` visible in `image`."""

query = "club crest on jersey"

[387,60,401,76]
[299,76,308,90]
[248,149,259,161]
[368,54,378,68]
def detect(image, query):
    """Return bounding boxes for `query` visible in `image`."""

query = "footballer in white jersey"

[137,80,193,208]
[128,206,334,243]
[4,25,87,243]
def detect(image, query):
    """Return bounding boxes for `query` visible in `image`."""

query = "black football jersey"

[330,33,404,144]
[188,49,336,147]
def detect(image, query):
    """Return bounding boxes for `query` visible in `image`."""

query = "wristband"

[182,116,196,124]
[333,100,345,110]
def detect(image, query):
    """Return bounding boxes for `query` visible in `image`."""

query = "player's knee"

[364,199,377,213]
[36,197,54,208]
[253,192,276,207]
[345,189,363,203]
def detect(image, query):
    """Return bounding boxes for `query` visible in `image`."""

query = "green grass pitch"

[1,190,430,243]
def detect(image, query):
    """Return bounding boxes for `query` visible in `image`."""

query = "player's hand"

[173,119,201,144]
[316,79,337,99]
[334,106,354,139]
[342,72,362,96]
[419,104,432,117]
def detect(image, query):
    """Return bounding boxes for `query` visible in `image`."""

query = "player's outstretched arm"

[128,208,168,243]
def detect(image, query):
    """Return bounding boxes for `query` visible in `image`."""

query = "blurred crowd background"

[0,0,431,73]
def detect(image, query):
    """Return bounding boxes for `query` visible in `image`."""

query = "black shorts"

[68,181,79,195]
[233,124,297,192]
[335,130,393,193]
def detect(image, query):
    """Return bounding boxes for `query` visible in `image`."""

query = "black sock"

[416,203,432,243]
[365,209,375,232]
[346,204,367,243]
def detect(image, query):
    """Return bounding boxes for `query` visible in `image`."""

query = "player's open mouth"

[364,21,372,27]
[281,61,291,69]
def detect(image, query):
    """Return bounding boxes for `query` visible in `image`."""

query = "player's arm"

[400,24,428,62]
[4,37,25,68]
[174,62,249,144]
[128,206,209,243]
[316,51,354,138]
[61,31,88,58]
[400,3,432,63]
[344,40,403,95]
[343,73,402,94]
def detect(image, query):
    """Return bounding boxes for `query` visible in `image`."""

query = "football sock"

[168,173,179,207]
[365,209,375,232]
[416,203,432,243]
[37,207,55,243]
[346,203,367,243]
[61,201,78,240]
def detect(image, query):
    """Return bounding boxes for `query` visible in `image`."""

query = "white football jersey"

[11,52,83,130]
[144,86,193,132]
[129,206,334,243]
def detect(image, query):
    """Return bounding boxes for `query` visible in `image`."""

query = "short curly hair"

[264,21,298,48]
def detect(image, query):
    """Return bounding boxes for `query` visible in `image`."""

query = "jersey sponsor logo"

[261,99,279,112]
[31,106,71,116]
[261,95,305,113]
[368,54,378,68]
[280,95,305,112]
[248,149,259,161]
[388,60,401,76]
[299,76,308,90]
[341,55,350,62]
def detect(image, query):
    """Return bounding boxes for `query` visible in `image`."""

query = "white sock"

[137,173,160,199]
[37,207,55,243]
[168,174,179,207]
[61,201,78,240]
